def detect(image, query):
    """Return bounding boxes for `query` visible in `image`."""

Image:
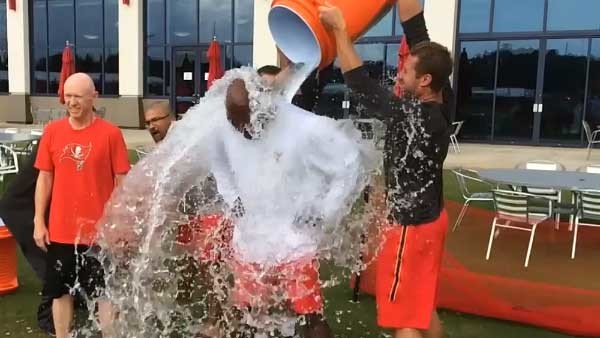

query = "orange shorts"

[231,258,323,315]
[176,214,232,261]
[376,209,448,329]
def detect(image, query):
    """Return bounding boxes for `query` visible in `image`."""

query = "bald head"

[64,73,98,120]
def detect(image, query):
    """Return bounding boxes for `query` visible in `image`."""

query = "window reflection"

[456,41,496,140]
[235,0,253,43]
[364,10,393,37]
[547,0,600,31]
[32,0,118,95]
[586,40,600,132]
[541,39,588,142]
[146,0,165,45]
[233,45,252,68]
[199,0,232,43]
[167,0,197,45]
[459,0,491,33]
[147,47,165,96]
[493,0,544,32]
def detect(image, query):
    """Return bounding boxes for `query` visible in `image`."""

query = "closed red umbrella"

[207,38,224,89]
[58,44,76,104]
[394,35,410,97]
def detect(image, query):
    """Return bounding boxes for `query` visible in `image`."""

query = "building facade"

[2,1,597,147]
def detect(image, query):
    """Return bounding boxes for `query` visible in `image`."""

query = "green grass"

[0,164,579,338]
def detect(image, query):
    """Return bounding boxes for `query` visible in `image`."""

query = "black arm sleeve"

[401,11,430,48]
[343,66,410,121]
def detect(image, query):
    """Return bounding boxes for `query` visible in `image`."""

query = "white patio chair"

[487,189,552,267]
[571,190,600,259]
[451,168,494,232]
[515,160,571,230]
[582,120,600,160]
[3,128,18,134]
[450,121,464,153]
[0,145,19,182]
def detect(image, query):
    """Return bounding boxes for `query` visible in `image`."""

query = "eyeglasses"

[144,114,170,127]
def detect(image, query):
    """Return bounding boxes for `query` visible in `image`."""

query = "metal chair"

[487,189,551,267]
[515,160,570,230]
[450,121,464,153]
[451,168,494,232]
[0,145,19,182]
[571,190,600,259]
[582,120,600,160]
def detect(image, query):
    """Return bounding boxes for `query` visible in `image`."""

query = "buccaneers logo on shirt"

[60,143,92,171]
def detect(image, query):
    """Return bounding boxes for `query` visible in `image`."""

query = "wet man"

[144,101,175,143]
[34,73,131,338]
[319,1,453,338]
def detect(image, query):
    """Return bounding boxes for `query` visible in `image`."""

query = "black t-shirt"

[343,12,452,226]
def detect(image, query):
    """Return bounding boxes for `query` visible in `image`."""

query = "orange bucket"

[0,225,19,295]
[269,0,395,69]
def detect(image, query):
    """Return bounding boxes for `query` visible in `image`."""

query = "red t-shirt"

[35,117,130,245]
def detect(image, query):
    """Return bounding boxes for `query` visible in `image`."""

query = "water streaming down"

[92,64,386,338]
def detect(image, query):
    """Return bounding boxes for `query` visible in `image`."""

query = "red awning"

[207,39,224,89]
[58,45,76,104]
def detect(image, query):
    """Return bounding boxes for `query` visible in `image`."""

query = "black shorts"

[43,243,105,300]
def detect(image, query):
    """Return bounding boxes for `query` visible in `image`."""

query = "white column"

[252,0,278,68]
[118,0,143,96]
[7,0,30,94]
[423,0,458,54]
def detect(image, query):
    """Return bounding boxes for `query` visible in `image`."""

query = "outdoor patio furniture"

[450,121,464,153]
[451,168,494,232]
[487,189,552,267]
[0,145,19,182]
[582,121,600,160]
[515,161,568,230]
[571,189,600,259]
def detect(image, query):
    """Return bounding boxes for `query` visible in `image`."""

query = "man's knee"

[395,328,423,338]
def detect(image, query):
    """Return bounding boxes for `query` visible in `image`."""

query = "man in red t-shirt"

[33,73,130,338]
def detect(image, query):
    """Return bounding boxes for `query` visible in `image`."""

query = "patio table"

[0,132,40,144]
[479,169,600,191]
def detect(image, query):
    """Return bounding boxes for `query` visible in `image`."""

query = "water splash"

[93,65,383,337]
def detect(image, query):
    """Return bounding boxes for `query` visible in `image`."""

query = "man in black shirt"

[0,144,54,336]
[320,1,452,338]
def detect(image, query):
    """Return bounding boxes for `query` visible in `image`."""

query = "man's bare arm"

[34,170,53,250]
[396,0,423,23]
[318,5,363,73]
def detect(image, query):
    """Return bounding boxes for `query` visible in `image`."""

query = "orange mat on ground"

[353,200,600,337]
[0,226,18,295]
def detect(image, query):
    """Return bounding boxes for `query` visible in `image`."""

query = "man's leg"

[424,311,443,338]
[97,300,115,338]
[52,295,74,338]
[395,328,423,338]
[302,313,333,338]
[37,295,55,335]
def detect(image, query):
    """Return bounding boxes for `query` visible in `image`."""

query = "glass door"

[171,46,209,118]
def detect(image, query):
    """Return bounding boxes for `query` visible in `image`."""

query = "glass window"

[33,0,47,47]
[105,0,119,47]
[146,0,165,45]
[167,0,197,45]
[0,50,8,93]
[456,41,497,140]
[355,44,385,82]
[32,48,48,93]
[541,39,589,142]
[48,0,75,48]
[364,10,393,37]
[76,0,103,48]
[494,40,539,140]
[493,0,544,32]
[547,0,600,31]
[104,48,119,95]
[147,47,165,96]
[587,39,600,129]
[32,0,118,94]
[234,0,253,43]
[233,45,252,68]
[199,0,232,43]
[385,43,400,88]
[48,48,63,94]
[459,0,491,33]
